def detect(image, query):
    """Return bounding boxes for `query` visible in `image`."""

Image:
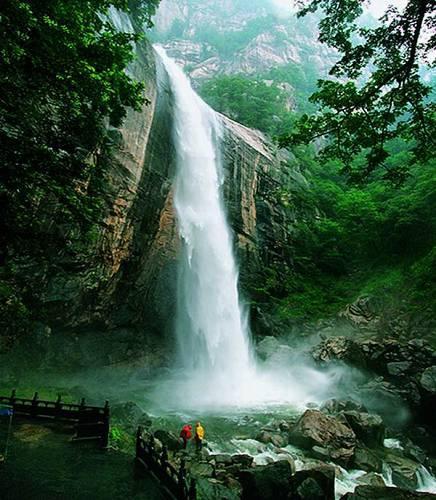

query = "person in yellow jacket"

[194,422,205,451]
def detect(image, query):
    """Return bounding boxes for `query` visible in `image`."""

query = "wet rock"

[353,445,383,473]
[387,361,412,376]
[420,366,436,394]
[404,442,427,464]
[289,410,356,466]
[256,336,280,361]
[289,464,335,500]
[312,445,331,461]
[321,398,367,415]
[153,429,180,451]
[357,378,410,427]
[341,485,436,499]
[271,453,296,474]
[385,453,420,489]
[190,461,215,478]
[356,472,386,487]
[196,477,241,500]
[339,296,379,328]
[214,454,233,466]
[232,454,254,468]
[255,430,287,448]
[312,336,366,367]
[278,420,291,432]
[342,411,385,447]
[238,460,293,500]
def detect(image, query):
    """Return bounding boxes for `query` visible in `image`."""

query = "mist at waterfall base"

[150,46,358,412]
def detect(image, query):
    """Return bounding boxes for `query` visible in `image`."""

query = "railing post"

[178,459,187,499]
[31,392,39,417]
[136,426,143,457]
[10,389,16,405]
[101,401,110,448]
[189,478,196,500]
[161,445,168,465]
[55,394,62,418]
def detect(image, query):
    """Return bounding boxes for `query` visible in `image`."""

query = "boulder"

[153,429,180,451]
[385,453,420,489]
[341,485,436,499]
[238,460,293,500]
[321,399,367,415]
[232,454,254,468]
[404,442,427,464]
[289,410,356,466]
[190,461,215,478]
[420,366,436,394]
[387,361,412,377]
[357,378,409,427]
[342,411,385,447]
[353,445,383,473]
[255,430,287,448]
[289,464,335,500]
[196,477,241,500]
[356,472,386,487]
[311,337,366,367]
[214,454,233,466]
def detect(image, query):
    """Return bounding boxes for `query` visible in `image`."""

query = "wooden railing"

[0,390,109,447]
[136,427,196,500]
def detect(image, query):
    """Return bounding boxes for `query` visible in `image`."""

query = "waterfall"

[154,46,253,388]
[152,46,334,409]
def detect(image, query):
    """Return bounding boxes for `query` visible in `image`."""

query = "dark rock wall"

[4,29,291,372]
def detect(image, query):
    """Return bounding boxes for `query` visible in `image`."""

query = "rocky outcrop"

[238,460,293,500]
[154,0,336,87]
[289,465,335,500]
[1,5,292,372]
[312,336,436,426]
[289,410,356,466]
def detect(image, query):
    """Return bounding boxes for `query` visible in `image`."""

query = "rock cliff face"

[3,13,296,372]
[153,0,336,86]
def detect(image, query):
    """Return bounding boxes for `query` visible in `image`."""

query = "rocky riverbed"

[2,333,435,499]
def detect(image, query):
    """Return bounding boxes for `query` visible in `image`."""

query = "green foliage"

[253,146,436,321]
[194,15,277,57]
[281,0,436,181]
[0,0,160,346]
[199,75,297,136]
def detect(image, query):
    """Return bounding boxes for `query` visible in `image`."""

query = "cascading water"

[154,45,255,400]
[153,46,336,409]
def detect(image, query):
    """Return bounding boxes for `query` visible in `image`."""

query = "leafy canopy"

[280,0,435,182]
[0,0,160,240]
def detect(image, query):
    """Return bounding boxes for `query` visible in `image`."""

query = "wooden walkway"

[136,427,196,500]
[0,390,110,446]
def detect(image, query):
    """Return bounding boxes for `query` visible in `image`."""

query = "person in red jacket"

[180,424,192,449]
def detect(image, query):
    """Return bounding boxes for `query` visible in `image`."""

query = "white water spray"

[153,46,338,409]
[155,45,253,386]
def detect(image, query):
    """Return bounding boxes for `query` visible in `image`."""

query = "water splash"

[417,465,436,493]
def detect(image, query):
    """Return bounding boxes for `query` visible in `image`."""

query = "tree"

[0,0,160,245]
[280,0,435,182]
[0,0,160,344]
